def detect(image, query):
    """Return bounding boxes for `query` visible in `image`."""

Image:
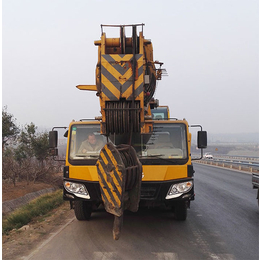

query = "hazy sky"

[2,0,259,134]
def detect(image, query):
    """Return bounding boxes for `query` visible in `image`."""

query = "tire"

[74,201,92,220]
[174,201,187,221]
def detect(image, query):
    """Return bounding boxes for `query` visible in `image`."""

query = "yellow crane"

[49,24,207,240]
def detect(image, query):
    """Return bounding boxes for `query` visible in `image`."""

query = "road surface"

[23,164,259,260]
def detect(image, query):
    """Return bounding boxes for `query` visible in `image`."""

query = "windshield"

[140,123,188,160]
[69,124,106,160]
[68,122,188,164]
[109,122,188,161]
[151,107,168,120]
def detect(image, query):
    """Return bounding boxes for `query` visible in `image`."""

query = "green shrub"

[3,189,64,235]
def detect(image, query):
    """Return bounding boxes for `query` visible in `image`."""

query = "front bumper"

[139,178,194,207]
[63,178,194,207]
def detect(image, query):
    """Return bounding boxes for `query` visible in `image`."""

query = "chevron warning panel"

[96,142,126,217]
[101,54,144,101]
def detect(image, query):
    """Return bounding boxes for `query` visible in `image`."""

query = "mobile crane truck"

[49,24,207,240]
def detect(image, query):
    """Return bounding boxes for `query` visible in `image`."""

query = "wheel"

[74,201,92,220]
[173,201,187,221]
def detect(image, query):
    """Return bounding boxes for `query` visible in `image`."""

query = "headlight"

[166,181,193,199]
[64,181,90,199]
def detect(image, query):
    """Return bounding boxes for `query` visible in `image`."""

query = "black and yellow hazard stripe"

[101,54,144,101]
[96,143,126,216]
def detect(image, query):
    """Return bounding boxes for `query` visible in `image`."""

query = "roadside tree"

[17,123,53,183]
[2,106,20,149]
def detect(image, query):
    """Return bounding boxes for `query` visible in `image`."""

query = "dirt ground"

[2,181,74,260]
[2,181,54,201]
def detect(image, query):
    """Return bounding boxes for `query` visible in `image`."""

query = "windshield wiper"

[141,154,165,157]
[140,154,183,164]
[75,154,99,158]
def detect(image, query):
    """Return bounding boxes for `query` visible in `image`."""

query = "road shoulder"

[2,201,74,260]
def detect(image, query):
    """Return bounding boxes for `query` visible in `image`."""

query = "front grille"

[140,184,159,199]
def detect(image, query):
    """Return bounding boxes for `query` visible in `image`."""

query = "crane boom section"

[77,25,164,136]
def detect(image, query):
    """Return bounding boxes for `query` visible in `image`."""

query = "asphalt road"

[24,164,259,260]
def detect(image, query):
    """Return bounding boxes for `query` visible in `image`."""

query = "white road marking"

[152,252,179,260]
[93,252,118,260]
[210,254,235,260]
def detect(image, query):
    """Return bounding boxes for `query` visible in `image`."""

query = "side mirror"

[49,131,58,148]
[49,131,58,156]
[197,131,207,149]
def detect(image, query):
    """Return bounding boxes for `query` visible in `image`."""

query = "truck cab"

[50,118,206,222]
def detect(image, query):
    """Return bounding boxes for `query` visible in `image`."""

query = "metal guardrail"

[196,156,259,173]
[214,158,259,167]
[213,155,259,162]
